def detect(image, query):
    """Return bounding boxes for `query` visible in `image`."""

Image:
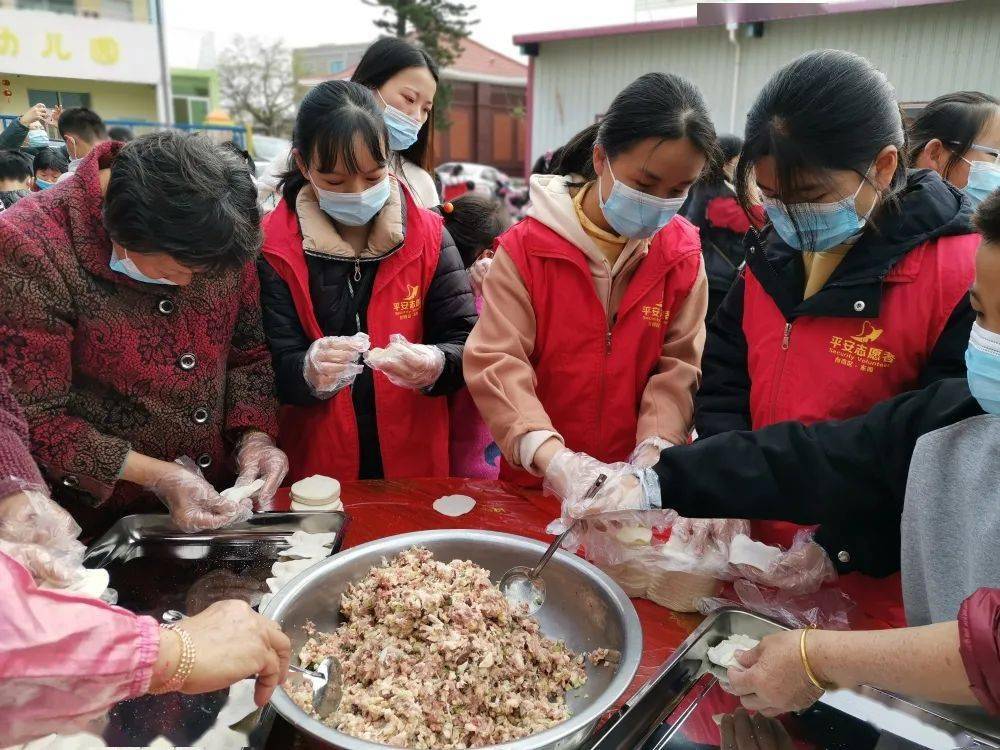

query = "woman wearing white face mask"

[463,72,711,492]
[258,80,476,482]
[908,91,1000,207]
[351,37,440,208]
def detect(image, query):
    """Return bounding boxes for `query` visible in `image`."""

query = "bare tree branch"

[217,35,296,137]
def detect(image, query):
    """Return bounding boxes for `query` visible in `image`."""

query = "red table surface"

[273,478,704,702]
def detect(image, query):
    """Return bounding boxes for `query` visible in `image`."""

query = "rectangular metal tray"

[84,511,348,748]
[585,607,1000,750]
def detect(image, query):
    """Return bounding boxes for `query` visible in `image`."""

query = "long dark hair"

[736,49,907,219]
[907,91,1000,180]
[280,80,388,207]
[550,72,721,182]
[352,37,440,172]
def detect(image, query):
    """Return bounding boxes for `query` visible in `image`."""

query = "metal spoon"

[160,610,343,720]
[499,473,607,614]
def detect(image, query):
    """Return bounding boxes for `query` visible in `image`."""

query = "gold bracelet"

[152,624,196,694]
[800,625,831,692]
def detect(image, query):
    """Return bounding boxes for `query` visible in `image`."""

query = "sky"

[163,0,692,67]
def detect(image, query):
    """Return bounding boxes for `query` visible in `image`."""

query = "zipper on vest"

[781,323,792,350]
[353,258,362,282]
[605,330,612,353]
[347,276,362,333]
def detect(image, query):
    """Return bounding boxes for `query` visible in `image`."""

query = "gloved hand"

[364,333,445,390]
[0,490,86,586]
[629,437,673,469]
[150,458,253,533]
[544,448,662,519]
[469,256,492,297]
[303,332,370,398]
[672,517,751,556]
[234,432,289,510]
[735,534,837,595]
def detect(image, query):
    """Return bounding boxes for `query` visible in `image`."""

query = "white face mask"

[313,175,392,226]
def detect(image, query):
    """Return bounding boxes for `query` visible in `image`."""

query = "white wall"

[529,0,1000,162]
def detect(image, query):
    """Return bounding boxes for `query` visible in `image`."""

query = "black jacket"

[679,180,748,320]
[258,189,476,479]
[696,169,977,438]
[659,378,981,578]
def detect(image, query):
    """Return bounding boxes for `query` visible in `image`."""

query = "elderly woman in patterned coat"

[0,133,287,539]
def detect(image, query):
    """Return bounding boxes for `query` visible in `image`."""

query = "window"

[173,95,210,125]
[27,89,91,108]
[328,59,345,74]
[16,0,75,12]
[99,0,134,20]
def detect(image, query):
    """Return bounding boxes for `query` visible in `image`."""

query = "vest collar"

[296,177,406,261]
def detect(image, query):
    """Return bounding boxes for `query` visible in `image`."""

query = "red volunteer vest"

[500,215,703,487]
[743,233,977,627]
[260,184,450,482]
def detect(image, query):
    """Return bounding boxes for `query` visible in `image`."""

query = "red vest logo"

[829,320,896,374]
[641,301,669,329]
[393,284,421,320]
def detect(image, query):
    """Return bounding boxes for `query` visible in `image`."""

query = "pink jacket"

[0,551,160,745]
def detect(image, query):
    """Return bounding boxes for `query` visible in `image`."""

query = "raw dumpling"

[706,634,760,669]
[219,478,265,505]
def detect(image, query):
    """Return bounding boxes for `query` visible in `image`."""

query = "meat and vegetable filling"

[289,547,589,748]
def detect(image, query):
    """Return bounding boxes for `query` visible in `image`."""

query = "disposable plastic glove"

[543,448,662,519]
[629,437,673,469]
[150,458,252,533]
[303,332,370,398]
[734,532,837,595]
[672,517,752,556]
[469,256,492,297]
[0,490,86,586]
[364,333,445,390]
[234,432,289,509]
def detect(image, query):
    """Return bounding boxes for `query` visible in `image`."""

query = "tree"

[364,0,477,68]
[217,36,296,137]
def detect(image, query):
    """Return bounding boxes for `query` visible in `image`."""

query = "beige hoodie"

[463,174,708,473]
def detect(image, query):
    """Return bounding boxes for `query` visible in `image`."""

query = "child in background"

[0,150,32,209]
[438,193,511,478]
[30,147,68,191]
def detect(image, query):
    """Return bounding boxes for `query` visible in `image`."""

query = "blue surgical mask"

[764,171,875,253]
[967,321,1000,414]
[314,176,391,226]
[34,178,53,190]
[27,130,49,148]
[962,158,1000,208]
[598,162,684,239]
[109,246,177,285]
[379,91,422,152]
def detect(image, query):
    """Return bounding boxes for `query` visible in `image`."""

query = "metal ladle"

[161,609,343,720]
[498,473,607,614]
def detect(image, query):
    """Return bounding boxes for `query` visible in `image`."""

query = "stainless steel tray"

[584,607,1000,750]
[84,511,348,748]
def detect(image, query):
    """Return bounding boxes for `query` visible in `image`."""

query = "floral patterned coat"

[0,140,278,538]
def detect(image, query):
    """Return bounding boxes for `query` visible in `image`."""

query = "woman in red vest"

[695,50,979,624]
[464,72,715,492]
[258,81,476,482]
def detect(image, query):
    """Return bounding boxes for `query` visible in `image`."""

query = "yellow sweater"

[572,182,627,266]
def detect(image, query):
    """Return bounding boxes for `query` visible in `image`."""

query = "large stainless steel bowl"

[264,529,643,750]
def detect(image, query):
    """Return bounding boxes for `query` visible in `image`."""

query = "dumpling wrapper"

[433,494,476,517]
[289,530,337,547]
[615,526,653,547]
[729,534,782,572]
[272,557,319,579]
[266,576,283,593]
[215,678,258,728]
[706,634,760,669]
[220,478,265,504]
[290,498,344,512]
[278,543,332,560]
[289,474,341,505]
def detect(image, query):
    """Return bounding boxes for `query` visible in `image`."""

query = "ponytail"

[436,192,511,267]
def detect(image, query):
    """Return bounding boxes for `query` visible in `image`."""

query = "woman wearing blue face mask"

[258,80,476,482]
[908,91,1000,208]
[351,37,440,208]
[30,147,68,191]
[695,49,980,627]
[464,72,713,492]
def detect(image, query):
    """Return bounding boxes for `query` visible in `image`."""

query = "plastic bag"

[699,577,855,630]
[0,488,86,586]
[732,529,837,595]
